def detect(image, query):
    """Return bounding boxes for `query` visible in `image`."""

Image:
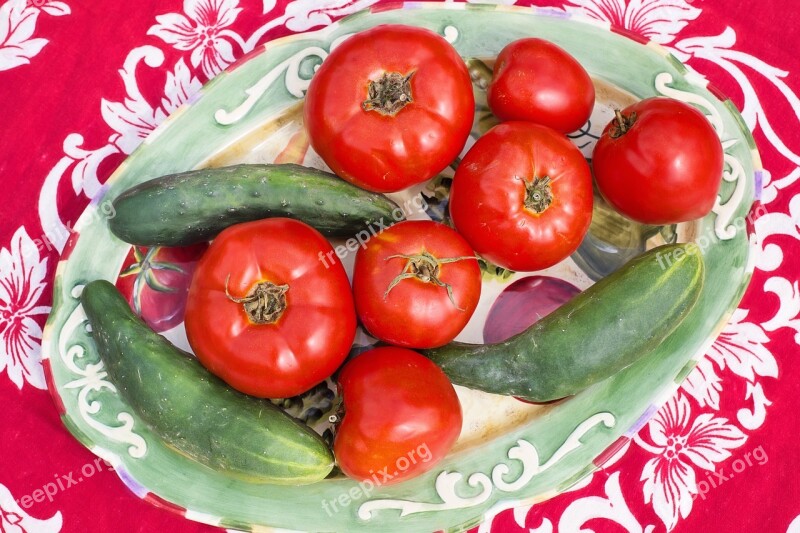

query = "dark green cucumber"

[109,163,403,246]
[424,243,705,402]
[81,280,333,484]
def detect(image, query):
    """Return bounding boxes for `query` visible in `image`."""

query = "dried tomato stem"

[225,275,289,324]
[383,251,475,309]
[362,71,415,116]
[522,176,554,214]
[611,109,638,138]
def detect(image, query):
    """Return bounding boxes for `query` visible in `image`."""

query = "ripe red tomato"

[304,24,475,193]
[592,97,724,224]
[449,122,594,272]
[115,243,207,333]
[487,38,595,133]
[184,218,356,398]
[353,220,480,348]
[334,347,462,484]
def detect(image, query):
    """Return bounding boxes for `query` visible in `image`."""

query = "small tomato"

[487,38,595,133]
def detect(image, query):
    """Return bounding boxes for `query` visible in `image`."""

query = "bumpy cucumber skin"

[424,243,705,402]
[109,164,402,246]
[81,280,334,485]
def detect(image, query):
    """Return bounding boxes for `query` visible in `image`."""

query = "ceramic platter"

[41,3,761,532]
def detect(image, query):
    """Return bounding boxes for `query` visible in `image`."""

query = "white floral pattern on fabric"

[102,52,202,154]
[283,0,381,32]
[683,309,778,411]
[0,482,62,533]
[682,357,723,410]
[707,309,777,382]
[19,1,800,531]
[0,227,51,390]
[0,0,70,71]
[558,473,656,533]
[635,394,747,530]
[148,0,242,78]
[562,0,700,44]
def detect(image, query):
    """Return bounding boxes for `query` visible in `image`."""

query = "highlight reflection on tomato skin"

[334,347,463,484]
[184,218,356,399]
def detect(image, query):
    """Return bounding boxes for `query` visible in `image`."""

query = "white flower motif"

[283,0,380,32]
[0,0,70,71]
[563,0,701,45]
[682,357,723,410]
[147,0,242,78]
[635,393,747,530]
[0,227,51,390]
[683,308,777,410]
[38,46,201,256]
[752,194,800,272]
[239,0,381,53]
[0,482,62,533]
[558,472,655,533]
[763,275,800,346]
[707,308,778,382]
[27,0,70,17]
[101,49,202,154]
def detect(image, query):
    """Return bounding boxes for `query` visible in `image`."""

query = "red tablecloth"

[2,1,798,532]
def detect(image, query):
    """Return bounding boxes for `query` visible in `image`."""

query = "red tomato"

[184,218,356,398]
[487,38,595,133]
[353,220,480,348]
[592,97,724,224]
[449,122,594,272]
[304,24,475,193]
[115,243,207,333]
[334,347,462,484]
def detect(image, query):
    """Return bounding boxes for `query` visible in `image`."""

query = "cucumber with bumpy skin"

[81,280,334,485]
[109,163,402,246]
[423,243,704,402]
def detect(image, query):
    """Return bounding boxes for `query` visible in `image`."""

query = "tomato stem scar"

[521,175,554,214]
[383,250,475,309]
[362,71,415,116]
[610,109,638,138]
[225,274,289,324]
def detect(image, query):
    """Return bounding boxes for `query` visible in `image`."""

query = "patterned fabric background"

[1,1,797,532]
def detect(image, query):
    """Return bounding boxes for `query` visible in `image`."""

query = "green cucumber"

[424,243,705,402]
[109,163,403,246]
[81,280,334,485]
